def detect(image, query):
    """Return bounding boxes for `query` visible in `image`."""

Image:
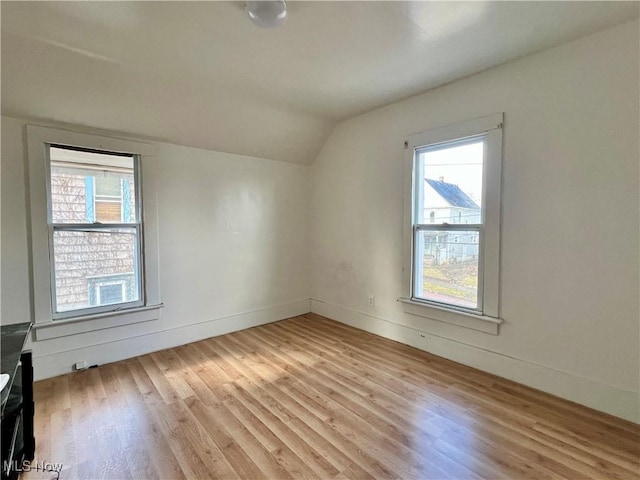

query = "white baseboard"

[32,299,311,381]
[311,299,640,424]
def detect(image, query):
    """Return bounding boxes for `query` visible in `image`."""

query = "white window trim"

[27,125,163,340]
[400,113,504,335]
[48,150,144,320]
[33,305,163,340]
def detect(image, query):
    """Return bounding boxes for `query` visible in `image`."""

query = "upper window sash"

[46,145,141,226]
[412,134,486,226]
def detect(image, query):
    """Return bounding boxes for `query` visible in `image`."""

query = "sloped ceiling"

[2,1,638,164]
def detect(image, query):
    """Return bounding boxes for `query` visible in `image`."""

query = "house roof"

[426,179,479,210]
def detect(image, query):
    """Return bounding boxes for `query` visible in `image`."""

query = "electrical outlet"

[74,360,88,370]
[368,295,375,306]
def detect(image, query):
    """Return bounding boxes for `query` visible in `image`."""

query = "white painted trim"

[406,113,503,147]
[403,113,503,324]
[34,304,164,340]
[32,299,311,380]
[310,299,639,424]
[28,125,157,157]
[397,297,501,335]
[26,125,162,327]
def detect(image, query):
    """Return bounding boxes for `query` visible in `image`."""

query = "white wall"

[310,20,640,422]
[1,116,311,379]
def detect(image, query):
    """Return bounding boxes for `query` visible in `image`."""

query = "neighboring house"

[423,178,480,265]
[50,162,137,312]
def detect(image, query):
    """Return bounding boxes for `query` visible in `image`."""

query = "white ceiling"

[2,1,638,164]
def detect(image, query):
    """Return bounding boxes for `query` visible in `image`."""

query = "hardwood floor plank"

[219,389,322,479]
[25,314,640,480]
[115,363,188,480]
[220,341,392,478]
[300,314,640,474]
[150,349,198,401]
[186,397,271,479]
[147,399,213,479]
[193,396,295,480]
[238,328,461,479]
[124,358,165,407]
[138,354,183,405]
[99,364,161,480]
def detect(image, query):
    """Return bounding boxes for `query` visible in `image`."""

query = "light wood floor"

[27,314,639,479]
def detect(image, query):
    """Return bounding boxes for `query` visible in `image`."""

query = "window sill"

[397,297,501,335]
[33,304,164,340]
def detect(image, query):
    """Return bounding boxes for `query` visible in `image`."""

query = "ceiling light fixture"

[246,1,287,29]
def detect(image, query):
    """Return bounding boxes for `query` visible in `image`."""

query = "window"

[96,282,125,305]
[88,273,136,307]
[47,146,142,317]
[28,126,162,338]
[92,176,130,223]
[401,114,503,333]
[414,138,484,309]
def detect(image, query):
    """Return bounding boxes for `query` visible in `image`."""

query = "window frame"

[27,125,163,338]
[412,134,486,312]
[400,114,504,334]
[45,145,144,319]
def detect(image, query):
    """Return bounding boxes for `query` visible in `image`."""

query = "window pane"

[414,229,479,309]
[95,201,122,223]
[98,284,125,305]
[49,146,136,224]
[416,139,483,225]
[95,176,122,198]
[52,228,140,312]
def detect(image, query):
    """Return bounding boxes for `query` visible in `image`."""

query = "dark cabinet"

[1,323,35,480]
